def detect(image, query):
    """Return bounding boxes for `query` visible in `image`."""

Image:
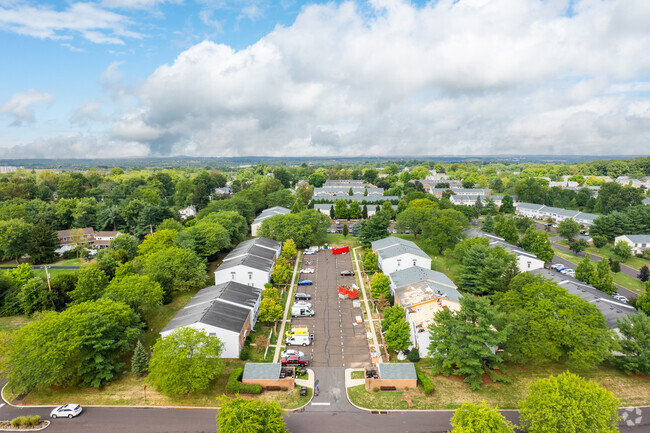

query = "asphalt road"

[551,241,645,282]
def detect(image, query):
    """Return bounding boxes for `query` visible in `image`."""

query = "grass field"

[555,240,650,271]
[553,250,647,295]
[322,233,360,248]
[0,315,37,332]
[347,361,650,410]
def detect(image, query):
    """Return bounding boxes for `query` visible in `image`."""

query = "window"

[413,259,417,266]
[397,259,401,267]
[231,272,236,280]
[248,272,253,280]
[527,261,531,269]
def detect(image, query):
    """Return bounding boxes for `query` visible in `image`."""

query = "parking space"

[290,249,370,368]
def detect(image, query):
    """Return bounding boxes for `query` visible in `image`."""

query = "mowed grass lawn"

[323,233,360,248]
[555,240,650,271]
[553,250,647,294]
[0,315,37,332]
[348,362,650,410]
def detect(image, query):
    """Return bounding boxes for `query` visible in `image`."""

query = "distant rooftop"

[371,236,419,251]
[378,363,417,381]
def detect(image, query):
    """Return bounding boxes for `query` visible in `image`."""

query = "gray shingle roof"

[212,281,261,309]
[376,244,430,260]
[389,266,456,290]
[242,363,281,381]
[484,234,541,260]
[516,202,545,211]
[225,243,277,262]
[217,254,274,272]
[623,235,650,244]
[371,236,419,251]
[252,207,290,225]
[162,290,251,334]
[378,363,417,381]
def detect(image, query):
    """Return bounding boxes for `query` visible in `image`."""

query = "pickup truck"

[281,355,309,366]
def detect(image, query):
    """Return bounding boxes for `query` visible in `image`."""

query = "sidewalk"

[272,251,302,363]
[295,368,315,389]
[344,368,365,388]
[352,246,382,363]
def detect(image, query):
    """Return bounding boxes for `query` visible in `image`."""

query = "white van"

[291,305,315,317]
[286,334,312,346]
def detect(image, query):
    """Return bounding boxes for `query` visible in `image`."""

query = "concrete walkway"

[295,368,315,389]
[344,368,366,388]
[272,251,302,363]
[352,246,382,363]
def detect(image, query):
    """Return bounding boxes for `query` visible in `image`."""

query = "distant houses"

[178,205,196,220]
[614,235,650,256]
[480,232,545,271]
[55,227,121,254]
[515,202,599,226]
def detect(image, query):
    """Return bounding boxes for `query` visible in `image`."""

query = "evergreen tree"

[482,215,495,233]
[131,340,149,376]
[474,196,483,214]
[342,224,349,237]
[329,205,335,219]
[362,205,368,219]
[348,187,354,196]
[27,220,60,265]
[575,255,596,284]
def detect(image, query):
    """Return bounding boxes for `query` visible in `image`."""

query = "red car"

[281,355,309,366]
[340,270,355,276]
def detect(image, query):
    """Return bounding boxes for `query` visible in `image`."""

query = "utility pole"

[44,265,55,308]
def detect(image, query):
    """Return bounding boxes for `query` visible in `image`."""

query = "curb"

[284,386,314,413]
[0,420,50,432]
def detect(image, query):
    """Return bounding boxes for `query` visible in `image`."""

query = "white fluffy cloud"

[0,2,140,44]
[0,89,53,125]
[7,0,650,157]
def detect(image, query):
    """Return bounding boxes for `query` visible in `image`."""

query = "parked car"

[285,327,309,338]
[295,292,311,301]
[51,404,83,419]
[297,280,313,286]
[281,349,304,358]
[300,268,315,274]
[292,305,315,317]
[281,355,309,366]
[294,300,312,308]
[286,334,312,346]
[612,293,629,303]
[562,269,575,277]
[550,264,564,270]
[340,270,355,276]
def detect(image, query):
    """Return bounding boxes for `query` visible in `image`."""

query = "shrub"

[417,371,434,395]
[239,346,250,361]
[373,387,379,393]
[26,415,41,426]
[226,368,262,394]
[11,417,26,427]
[592,235,607,248]
[407,347,420,362]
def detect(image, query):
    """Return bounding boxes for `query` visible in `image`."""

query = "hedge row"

[226,368,262,394]
[416,371,434,395]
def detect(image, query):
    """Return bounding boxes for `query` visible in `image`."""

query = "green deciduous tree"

[428,296,509,390]
[0,219,33,263]
[131,340,150,376]
[494,274,613,369]
[592,259,615,294]
[370,272,391,299]
[142,247,207,295]
[363,250,378,272]
[575,254,596,284]
[104,274,163,312]
[482,215,495,233]
[613,312,650,375]
[493,216,518,245]
[359,211,391,248]
[499,195,515,214]
[421,209,468,254]
[8,299,141,393]
[27,220,59,264]
[569,238,589,255]
[557,218,581,241]
[201,211,248,245]
[396,206,434,239]
[613,240,632,260]
[216,395,287,433]
[519,372,620,433]
[108,234,139,260]
[519,228,554,263]
[450,401,515,433]
[385,318,411,353]
[69,266,109,304]
[137,229,178,257]
[19,277,52,316]
[258,297,284,324]
[282,239,297,260]
[148,327,224,396]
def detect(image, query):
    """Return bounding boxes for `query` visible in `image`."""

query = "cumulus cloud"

[0,2,141,44]
[71,101,108,123]
[0,89,53,126]
[97,0,650,157]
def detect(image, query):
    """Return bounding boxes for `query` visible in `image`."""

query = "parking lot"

[290,249,370,368]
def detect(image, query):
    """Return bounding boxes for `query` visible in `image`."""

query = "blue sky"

[1,0,649,158]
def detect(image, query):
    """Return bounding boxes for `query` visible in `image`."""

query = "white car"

[612,294,629,303]
[300,268,315,274]
[303,249,315,255]
[294,300,312,308]
[281,349,305,358]
[51,404,82,419]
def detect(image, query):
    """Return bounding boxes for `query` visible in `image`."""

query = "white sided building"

[179,205,197,220]
[614,235,650,255]
[483,233,546,270]
[251,206,290,236]
[373,245,431,275]
[215,254,274,289]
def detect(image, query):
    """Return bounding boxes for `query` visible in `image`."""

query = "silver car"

[51,404,82,419]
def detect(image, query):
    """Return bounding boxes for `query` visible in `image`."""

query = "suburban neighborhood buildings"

[614,235,650,255]
[482,233,546,271]
[515,202,599,226]
[55,227,121,252]
[178,205,197,220]
[371,236,432,275]
[251,206,290,236]
[314,203,397,217]
[163,237,281,358]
